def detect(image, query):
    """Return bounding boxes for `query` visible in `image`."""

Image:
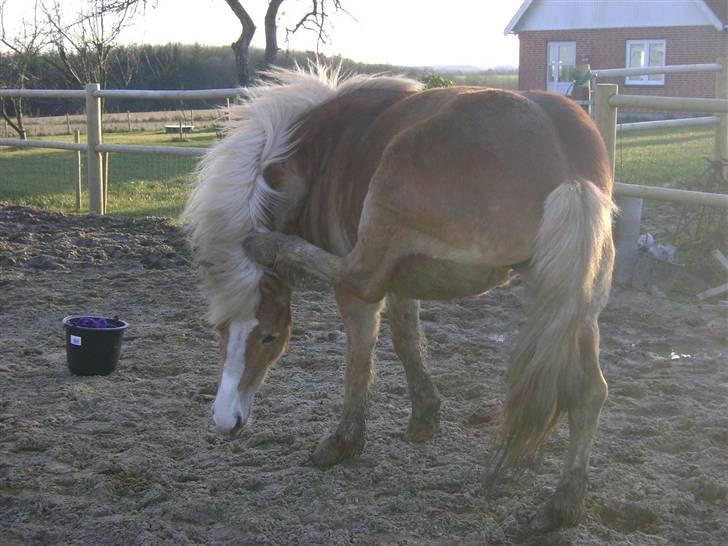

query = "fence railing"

[594,78,728,284]
[586,61,724,135]
[591,63,723,79]
[618,116,719,133]
[1,68,727,219]
[0,85,244,213]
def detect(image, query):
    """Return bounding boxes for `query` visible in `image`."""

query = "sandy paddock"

[0,204,726,545]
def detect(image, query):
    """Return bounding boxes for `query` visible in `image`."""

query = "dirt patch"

[1,204,727,545]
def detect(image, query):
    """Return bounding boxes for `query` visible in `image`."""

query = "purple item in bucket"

[76,317,111,328]
[68,316,124,329]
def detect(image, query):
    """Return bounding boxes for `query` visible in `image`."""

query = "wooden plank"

[97,88,244,100]
[595,84,619,177]
[74,130,82,211]
[618,116,719,132]
[96,143,207,157]
[699,302,728,312]
[593,63,722,78]
[85,83,104,215]
[609,95,728,114]
[614,182,728,208]
[0,138,86,151]
[697,282,728,301]
[712,250,728,273]
[0,88,85,99]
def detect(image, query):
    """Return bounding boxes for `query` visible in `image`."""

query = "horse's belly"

[388,255,513,300]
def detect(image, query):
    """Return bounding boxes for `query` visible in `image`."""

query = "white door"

[547,42,576,95]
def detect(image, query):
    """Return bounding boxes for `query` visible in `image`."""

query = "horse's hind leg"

[535,318,608,529]
[387,293,441,441]
[311,288,384,467]
[536,251,613,529]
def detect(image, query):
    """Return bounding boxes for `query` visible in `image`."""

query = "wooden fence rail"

[595,79,728,284]
[0,138,86,152]
[618,116,719,132]
[0,86,244,213]
[592,63,722,78]
[1,74,727,216]
[609,95,728,114]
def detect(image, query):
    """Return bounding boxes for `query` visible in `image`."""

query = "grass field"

[0,130,218,217]
[0,125,717,219]
[2,109,223,138]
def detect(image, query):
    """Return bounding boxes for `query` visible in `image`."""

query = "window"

[625,40,666,86]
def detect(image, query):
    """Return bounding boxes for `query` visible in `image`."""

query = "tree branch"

[262,0,284,68]
[224,0,256,86]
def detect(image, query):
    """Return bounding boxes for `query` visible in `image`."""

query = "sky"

[2,0,523,69]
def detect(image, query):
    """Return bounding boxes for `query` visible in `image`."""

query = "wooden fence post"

[596,83,641,285]
[103,151,110,213]
[577,62,592,117]
[74,130,82,211]
[85,83,104,215]
[595,84,618,175]
[714,57,728,178]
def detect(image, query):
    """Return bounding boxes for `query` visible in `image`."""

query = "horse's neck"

[274,88,414,255]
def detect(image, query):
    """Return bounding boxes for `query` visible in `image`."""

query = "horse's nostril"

[233,415,243,431]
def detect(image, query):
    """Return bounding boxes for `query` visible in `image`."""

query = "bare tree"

[41,0,145,89]
[224,0,349,86]
[285,0,347,51]
[0,0,49,139]
[262,0,284,68]
[225,0,256,86]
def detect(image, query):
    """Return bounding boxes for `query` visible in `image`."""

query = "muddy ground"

[1,204,726,545]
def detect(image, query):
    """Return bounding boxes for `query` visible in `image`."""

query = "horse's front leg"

[387,293,441,442]
[310,288,384,467]
[243,232,343,283]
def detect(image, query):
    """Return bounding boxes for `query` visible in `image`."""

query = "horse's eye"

[261,333,278,344]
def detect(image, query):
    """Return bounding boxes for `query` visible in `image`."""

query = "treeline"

[2,43,514,116]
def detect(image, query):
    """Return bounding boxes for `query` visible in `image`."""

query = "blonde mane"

[182,64,422,325]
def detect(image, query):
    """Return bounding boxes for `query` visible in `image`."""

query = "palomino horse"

[183,65,615,528]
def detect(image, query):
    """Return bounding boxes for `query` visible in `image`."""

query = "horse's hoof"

[404,413,439,442]
[531,479,587,530]
[310,432,364,468]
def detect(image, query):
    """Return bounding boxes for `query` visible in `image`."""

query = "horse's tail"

[496,179,615,470]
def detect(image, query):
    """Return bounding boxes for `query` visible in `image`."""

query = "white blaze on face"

[212,319,258,432]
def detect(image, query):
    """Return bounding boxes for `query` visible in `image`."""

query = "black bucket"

[62,316,129,376]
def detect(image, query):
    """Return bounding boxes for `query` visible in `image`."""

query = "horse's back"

[360,87,610,266]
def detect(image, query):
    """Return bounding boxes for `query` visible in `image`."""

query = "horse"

[182,64,616,529]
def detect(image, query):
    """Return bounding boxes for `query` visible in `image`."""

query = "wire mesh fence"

[0,142,203,218]
[613,122,728,281]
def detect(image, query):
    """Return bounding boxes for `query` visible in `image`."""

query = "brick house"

[505,0,728,100]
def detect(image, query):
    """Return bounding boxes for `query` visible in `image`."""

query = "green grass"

[0,124,717,219]
[449,73,518,89]
[615,126,714,188]
[0,129,218,218]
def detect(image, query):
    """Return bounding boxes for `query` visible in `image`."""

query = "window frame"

[625,39,666,86]
[546,41,577,84]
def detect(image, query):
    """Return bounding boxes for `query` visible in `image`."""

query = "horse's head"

[212,272,292,434]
